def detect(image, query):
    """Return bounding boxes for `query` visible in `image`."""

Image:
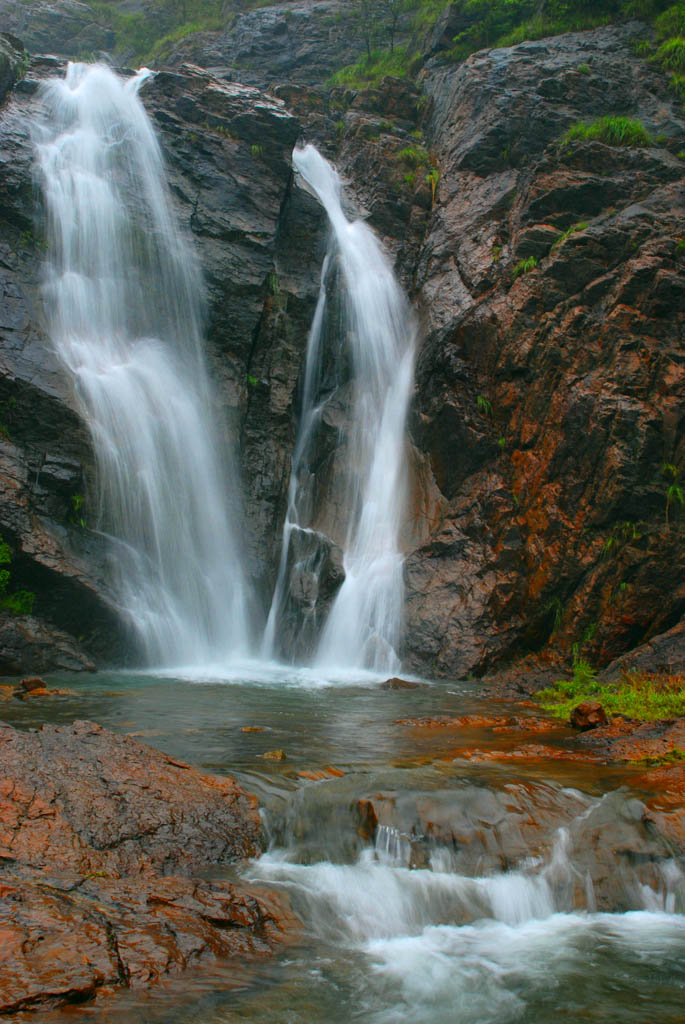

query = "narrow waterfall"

[266,144,416,674]
[34,64,252,666]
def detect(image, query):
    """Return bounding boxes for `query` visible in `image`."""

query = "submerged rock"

[0,720,291,1013]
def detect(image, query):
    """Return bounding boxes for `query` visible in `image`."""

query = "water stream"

[34,63,252,666]
[265,145,416,674]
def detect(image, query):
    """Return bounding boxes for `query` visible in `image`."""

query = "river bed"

[3,667,684,1023]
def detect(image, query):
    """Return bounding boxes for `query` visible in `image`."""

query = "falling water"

[266,144,416,674]
[34,63,251,666]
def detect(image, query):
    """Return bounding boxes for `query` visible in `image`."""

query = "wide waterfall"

[34,64,252,666]
[265,144,416,674]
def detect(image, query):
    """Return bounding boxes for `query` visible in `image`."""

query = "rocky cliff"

[0,6,682,679]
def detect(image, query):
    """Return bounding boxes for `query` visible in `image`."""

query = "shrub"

[560,116,653,148]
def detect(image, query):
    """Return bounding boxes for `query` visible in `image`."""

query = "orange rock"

[296,766,346,781]
[0,720,290,1015]
[241,726,264,733]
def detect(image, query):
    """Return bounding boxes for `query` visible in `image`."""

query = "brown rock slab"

[0,720,291,1014]
[570,701,608,731]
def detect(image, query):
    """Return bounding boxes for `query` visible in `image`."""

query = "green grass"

[538,667,685,721]
[477,394,493,416]
[631,747,685,766]
[330,47,410,88]
[560,116,653,148]
[397,145,429,168]
[512,256,537,280]
[655,34,685,70]
[551,220,589,250]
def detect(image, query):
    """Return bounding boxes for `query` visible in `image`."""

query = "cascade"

[34,63,252,666]
[265,144,417,674]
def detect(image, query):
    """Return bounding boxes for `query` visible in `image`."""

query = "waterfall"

[34,63,252,667]
[266,144,416,674]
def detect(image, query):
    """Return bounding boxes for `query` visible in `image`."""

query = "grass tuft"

[560,116,653,148]
[511,256,537,280]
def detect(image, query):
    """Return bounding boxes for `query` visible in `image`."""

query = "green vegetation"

[68,494,87,529]
[426,167,440,202]
[88,0,228,62]
[330,46,411,87]
[250,144,264,159]
[477,394,493,416]
[663,463,683,523]
[512,256,537,280]
[397,144,429,168]
[600,520,642,557]
[631,747,685,766]
[546,595,564,632]
[0,535,36,616]
[440,1,676,63]
[538,665,685,721]
[560,115,653,148]
[551,221,588,250]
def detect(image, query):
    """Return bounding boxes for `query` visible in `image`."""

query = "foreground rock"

[0,721,291,1014]
[570,700,608,730]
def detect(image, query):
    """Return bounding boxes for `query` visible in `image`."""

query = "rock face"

[166,0,388,90]
[403,24,685,678]
[0,14,682,679]
[0,1,113,57]
[0,720,289,1013]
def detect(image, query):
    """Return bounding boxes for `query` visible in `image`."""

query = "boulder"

[570,700,608,730]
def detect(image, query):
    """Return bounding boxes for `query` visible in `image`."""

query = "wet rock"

[381,677,422,690]
[577,715,685,762]
[570,700,608,731]
[0,1,113,58]
[601,620,685,681]
[165,0,377,90]
[0,720,290,1013]
[404,24,685,678]
[19,675,46,691]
